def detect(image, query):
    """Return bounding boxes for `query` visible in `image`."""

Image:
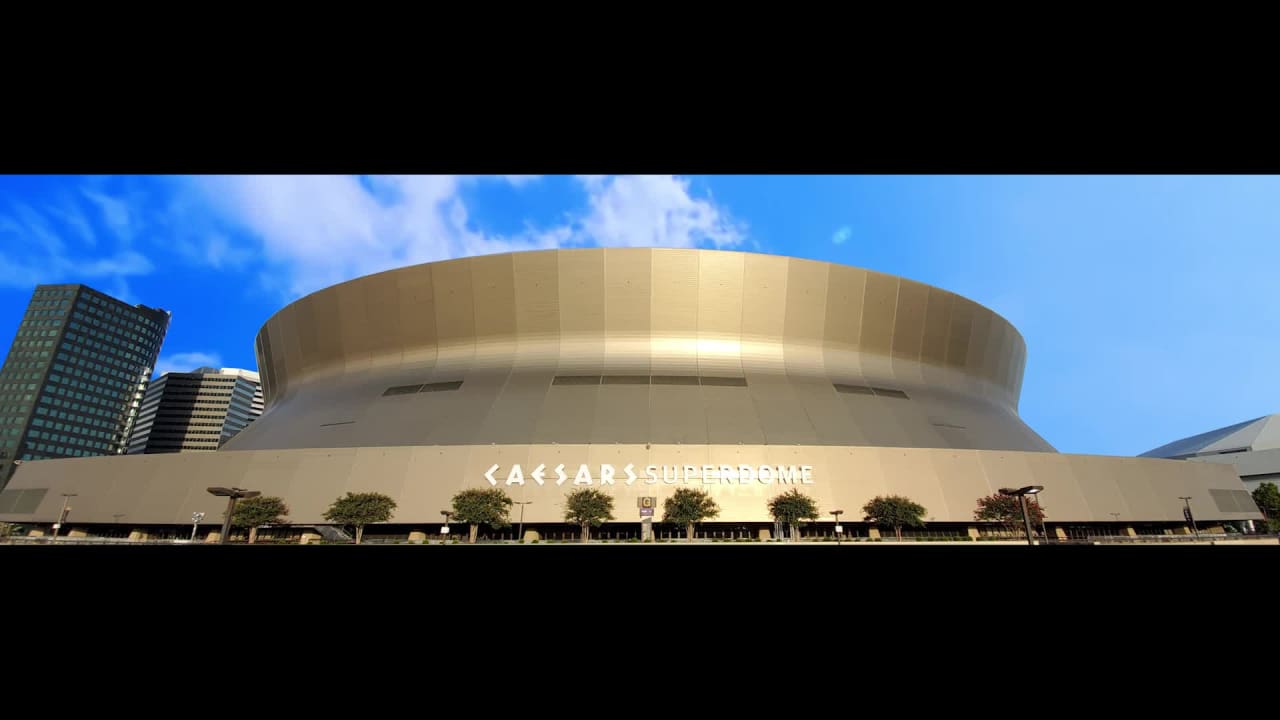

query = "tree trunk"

[248,526,258,544]
[895,525,902,541]
[468,524,478,544]
[356,526,364,545]
[581,523,590,543]
[686,523,694,541]
[789,522,797,542]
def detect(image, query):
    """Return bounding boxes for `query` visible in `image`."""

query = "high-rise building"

[127,367,263,454]
[0,284,169,488]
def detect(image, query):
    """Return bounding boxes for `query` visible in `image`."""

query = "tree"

[323,492,397,545]
[662,488,720,541]
[451,487,512,544]
[563,488,615,543]
[974,494,1045,536]
[767,489,820,541]
[862,495,927,540]
[1252,482,1280,533]
[230,496,289,544]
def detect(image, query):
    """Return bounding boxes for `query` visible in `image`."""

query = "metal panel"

[557,250,606,376]
[697,250,745,378]
[604,248,652,376]
[395,264,438,371]
[740,254,788,372]
[336,279,373,375]
[859,271,898,359]
[891,278,928,363]
[512,250,561,362]
[920,288,953,368]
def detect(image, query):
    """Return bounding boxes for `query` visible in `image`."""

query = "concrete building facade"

[1142,414,1280,494]
[0,249,1261,536]
[126,367,263,454]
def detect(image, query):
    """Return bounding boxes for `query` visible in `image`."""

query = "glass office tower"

[0,284,169,488]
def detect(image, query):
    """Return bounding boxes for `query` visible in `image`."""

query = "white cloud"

[0,197,154,290]
[832,226,852,245]
[181,174,746,300]
[83,189,134,242]
[576,175,745,249]
[156,351,223,376]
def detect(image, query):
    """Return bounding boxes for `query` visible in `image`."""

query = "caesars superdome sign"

[485,463,815,487]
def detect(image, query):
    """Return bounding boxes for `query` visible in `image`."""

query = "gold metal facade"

[233,249,1051,453]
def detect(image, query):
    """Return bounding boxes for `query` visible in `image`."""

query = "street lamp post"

[190,511,206,542]
[998,486,1044,546]
[831,509,844,546]
[513,501,532,543]
[51,493,76,540]
[440,510,453,544]
[1179,496,1199,540]
[206,487,260,545]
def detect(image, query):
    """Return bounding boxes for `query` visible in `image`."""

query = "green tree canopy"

[862,495,928,540]
[451,487,513,543]
[663,488,720,541]
[768,489,820,541]
[1252,482,1280,532]
[564,488,615,542]
[230,496,289,544]
[1253,482,1280,518]
[323,492,397,544]
[973,494,1045,535]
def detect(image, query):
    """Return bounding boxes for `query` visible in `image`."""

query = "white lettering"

[720,465,736,484]
[505,464,525,486]
[483,461,813,486]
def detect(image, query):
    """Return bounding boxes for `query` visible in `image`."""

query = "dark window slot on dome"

[319,421,355,427]
[553,376,601,386]
[420,381,463,393]
[872,388,909,399]
[603,375,650,385]
[834,383,875,395]
[383,385,423,396]
[651,376,699,386]
[701,376,747,387]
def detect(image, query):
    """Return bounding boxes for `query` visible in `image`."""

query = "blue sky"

[0,174,1275,457]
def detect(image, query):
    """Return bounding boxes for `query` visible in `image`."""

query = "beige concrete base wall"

[0,444,1261,527]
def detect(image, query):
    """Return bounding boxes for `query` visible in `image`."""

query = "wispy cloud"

[832,226,852,245]
[156,351,223,376]
[575,175,745,249]
[179,174,747,299]
[0,191,154,291]
[83,189,134,242]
